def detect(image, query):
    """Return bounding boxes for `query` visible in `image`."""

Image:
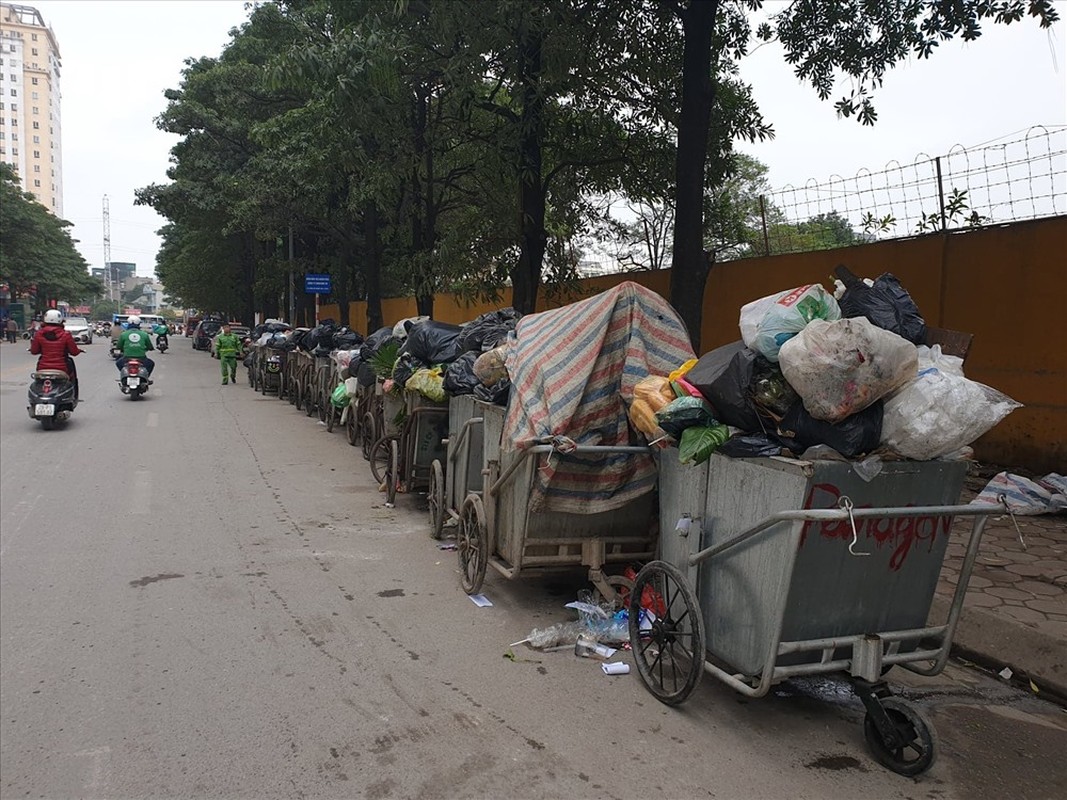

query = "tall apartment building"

[0,3,62,215]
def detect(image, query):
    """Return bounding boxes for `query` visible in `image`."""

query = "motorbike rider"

[29,310,83,399]
[153,320,170,350]
[114,315,155,378]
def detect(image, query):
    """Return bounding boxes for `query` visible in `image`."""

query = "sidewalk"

[932,478,1067,700]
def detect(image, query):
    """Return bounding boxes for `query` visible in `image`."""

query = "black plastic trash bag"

[655,396,718,438]
[443,352,480,396]
[332,327,364,350]
[403,320,464,364]
[686,341,767,432]
[776,399,883,459]
[474,378,511,405]
[360,326,395,360]
[289,329,310,351]
[306,319,337,351]
[718,434,786,459]
[392,352,427,389]
[356,361,377,388]
[456,308,521,353]
[836,266,927,345]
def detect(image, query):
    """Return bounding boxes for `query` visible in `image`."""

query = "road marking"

[146,412,159,428]
[130,470,152,515]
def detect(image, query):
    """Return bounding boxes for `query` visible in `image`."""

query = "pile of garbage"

[627,267,1021,466]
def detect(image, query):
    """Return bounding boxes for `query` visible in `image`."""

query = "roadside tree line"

[136,0,1058,343]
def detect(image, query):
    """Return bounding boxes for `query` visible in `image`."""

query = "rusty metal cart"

[455,401,656,602]
[428,394,486,539]
[369,389,449,507]
[628,453,1005,776]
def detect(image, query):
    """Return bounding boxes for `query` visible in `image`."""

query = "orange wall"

[320,216,1066,472]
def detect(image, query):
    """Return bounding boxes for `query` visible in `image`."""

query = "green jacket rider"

[115,315,155,375]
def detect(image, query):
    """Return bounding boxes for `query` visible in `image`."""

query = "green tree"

[0,163,103,309]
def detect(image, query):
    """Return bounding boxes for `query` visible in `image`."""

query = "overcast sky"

[31,0,1067,279]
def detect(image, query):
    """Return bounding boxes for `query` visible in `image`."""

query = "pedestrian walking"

[4,316,17,343]
[215,323,244,385]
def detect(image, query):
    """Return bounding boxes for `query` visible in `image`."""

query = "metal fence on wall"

[755,125,1065,256]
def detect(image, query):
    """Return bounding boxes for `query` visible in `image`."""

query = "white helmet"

[43,309,63,324]
[127,315,142,328]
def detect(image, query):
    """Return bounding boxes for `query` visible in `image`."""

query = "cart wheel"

[863,698,938,776]
[385,439,400,505]
[362,413,377,462]
[628,560,705,706]
[369,436,392,486]
[326,404,336,432]
[346,406,359,446]
[428,460,446,539]
[458,494,488,594]
[304,379,316,416]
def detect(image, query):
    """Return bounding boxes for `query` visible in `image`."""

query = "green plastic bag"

[655,396,717,438]
[330,382,351,408]
[678,424,730,465]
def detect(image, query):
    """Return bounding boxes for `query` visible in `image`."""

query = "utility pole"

[102,195,112,303]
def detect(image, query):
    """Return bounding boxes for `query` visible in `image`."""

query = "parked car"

[63,316,93,344]
[210,325,250,358]
[192,320,222,351]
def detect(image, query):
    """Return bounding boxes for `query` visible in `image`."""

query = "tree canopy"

[139,0,1058,341]
[0,163,103,310]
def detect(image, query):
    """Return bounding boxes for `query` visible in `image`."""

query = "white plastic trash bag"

[344,377,359,397]
[779,317,917,423]
[881,369,1021,460]
[739,284,841,362]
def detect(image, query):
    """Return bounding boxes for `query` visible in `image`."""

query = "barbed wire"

[754,125,1065,256]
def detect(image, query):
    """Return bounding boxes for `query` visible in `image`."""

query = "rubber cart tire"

[863,698,938,776]
[428,459,445,539]
[458,494,488,595]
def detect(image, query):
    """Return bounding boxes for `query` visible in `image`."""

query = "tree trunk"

[364,202,384,333]
[510,19,547,316]
[669,0,719,352]
[411,83,436,318]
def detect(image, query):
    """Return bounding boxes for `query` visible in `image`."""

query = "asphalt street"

[1,337,1064,800]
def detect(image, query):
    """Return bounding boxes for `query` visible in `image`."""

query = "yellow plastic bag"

[634,376,674,413]
[405,367,446,402]
[668,359,698,382]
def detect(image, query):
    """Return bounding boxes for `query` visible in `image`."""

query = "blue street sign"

[304,273,332,294]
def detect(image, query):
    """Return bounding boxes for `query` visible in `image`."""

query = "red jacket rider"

[30,310,83,378]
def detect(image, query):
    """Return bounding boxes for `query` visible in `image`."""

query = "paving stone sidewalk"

[933,486,1067,699]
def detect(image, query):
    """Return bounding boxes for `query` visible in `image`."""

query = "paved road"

[1,339,1064,799]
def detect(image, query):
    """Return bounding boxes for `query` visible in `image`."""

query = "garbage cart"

[628,452,1004,776]
[428,394,486,540]
[370,388,449,508]
[454,282,697,603]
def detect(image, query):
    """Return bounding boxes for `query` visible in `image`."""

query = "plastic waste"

[835,266,927,345]
[633,376,674,412]
[779,317,917,423]
[739,284,842,362]
[455,308,520,353]
[655,396,718,438]
[718,434,784,459]
[405,367,447,402]
[777,399,884,459]
[330,382,351,408]
[443,352,480,396]
[403,320,464,364]
[685,341,766,433]
[678,424,730,465]
[881,369,1021,460]
[473,346,508,385]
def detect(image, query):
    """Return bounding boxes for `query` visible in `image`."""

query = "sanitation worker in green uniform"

[215,323,244,385]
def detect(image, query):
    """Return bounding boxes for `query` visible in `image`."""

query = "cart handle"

[489,443,651,497]
[687,500,1007,568]
[448,417,484,467]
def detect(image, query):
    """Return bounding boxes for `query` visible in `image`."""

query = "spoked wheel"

[628,560,706,706]
[326,403,336,432]
[361,413,377,462]
[427,459,446,539]
[304,376,316,417]
[316,374,329,423]
[369,435,395,486]
[458,494,488,594]
[385,439,400,506]
[345,405,359,446]
[863,698,938,776]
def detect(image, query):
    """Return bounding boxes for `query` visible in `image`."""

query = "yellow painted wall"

[320,215,1066,471]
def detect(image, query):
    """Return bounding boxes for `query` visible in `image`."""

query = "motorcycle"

[118,358,151,400]
[156,333,169,354]
[28,369,78,430]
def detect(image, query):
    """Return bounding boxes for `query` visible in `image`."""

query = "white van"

[111,313,166,343]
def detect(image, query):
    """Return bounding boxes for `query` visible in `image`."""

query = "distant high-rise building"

[0,3,62,215]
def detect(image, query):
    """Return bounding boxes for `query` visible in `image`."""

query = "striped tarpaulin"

[503,282,695,513]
